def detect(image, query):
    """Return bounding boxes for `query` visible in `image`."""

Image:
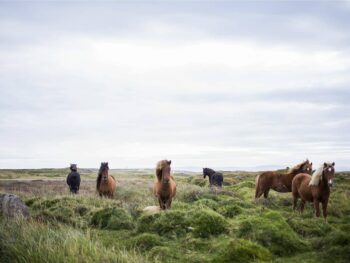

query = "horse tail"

[255,174,261,198]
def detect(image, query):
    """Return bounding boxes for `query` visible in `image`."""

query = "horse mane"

[309,162,334,186]
[204,168,216,176]
[309,165,324,186]
[156,160,170,181]
[288,159,309,174]
[96,162,108,190]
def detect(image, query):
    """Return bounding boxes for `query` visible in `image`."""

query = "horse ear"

[168,160,171,165]
[310,162,312,166]
[332,162,335,166]
[324,162,327,167]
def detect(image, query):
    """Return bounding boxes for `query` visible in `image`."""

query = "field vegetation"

[0,169,349,262]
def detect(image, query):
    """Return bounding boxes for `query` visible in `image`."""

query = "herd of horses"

[66,159,335,219]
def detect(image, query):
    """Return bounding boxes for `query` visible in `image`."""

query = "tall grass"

[0,219,150,263]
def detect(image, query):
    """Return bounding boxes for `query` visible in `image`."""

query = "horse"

[255,159,313,199]
[66,164,81,194]
[292,162,335,219]
[203,168,223,188]
[96,162,116,198]
[153,160,176,210]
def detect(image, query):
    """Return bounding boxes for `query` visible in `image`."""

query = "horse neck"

[320,172,330,190]
[286,169,302,178]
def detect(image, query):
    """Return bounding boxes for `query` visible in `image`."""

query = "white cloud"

[0,9,350,169]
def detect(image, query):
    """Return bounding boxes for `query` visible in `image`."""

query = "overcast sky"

[0,1,349,170]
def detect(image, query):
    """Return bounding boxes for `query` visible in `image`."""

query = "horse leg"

[322,201,328,220]
[263,188,270,199]
[166,198,172,209]
[300,200,306,214]
[293,196,298,211]
[313,200,320,217]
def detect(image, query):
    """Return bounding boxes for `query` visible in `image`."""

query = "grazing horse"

[255,160,313,199]
[203,168,223,188]
[96,162,116,198]
[153,160,176,210]
[292,162,335,219]
[66,164,81,194]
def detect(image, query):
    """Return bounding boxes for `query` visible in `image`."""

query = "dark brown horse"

[96,162,117,198]
[292,162,335,219]
[153,160,176,210]
[255,160,313,199]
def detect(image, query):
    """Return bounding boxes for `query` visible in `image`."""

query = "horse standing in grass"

[203,168,223,188]
[153,160,176,210]
[255,160,313,199]
[96,162,116,198]
[66,164,81,194]
[292,162,335,219]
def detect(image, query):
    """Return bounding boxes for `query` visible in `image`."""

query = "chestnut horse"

[153,160,176,210]
[292,162,335,219]
[255,160,313,199]
[96,162,116,198]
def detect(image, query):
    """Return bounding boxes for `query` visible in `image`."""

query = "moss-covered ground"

[0,170,349,262]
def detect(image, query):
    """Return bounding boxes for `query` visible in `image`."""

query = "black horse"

[66,164,81,194]
[203,168,223,187]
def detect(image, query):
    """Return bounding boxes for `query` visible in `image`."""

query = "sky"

[0,1,350,170]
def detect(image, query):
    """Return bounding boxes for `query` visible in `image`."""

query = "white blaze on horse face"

[328,167,332,172]
[328,179,333,186]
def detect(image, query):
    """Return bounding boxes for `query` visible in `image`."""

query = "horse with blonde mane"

[292,162,335,219]
[153,160,176,210]
[96,162,117,198]
[255,160,313,199]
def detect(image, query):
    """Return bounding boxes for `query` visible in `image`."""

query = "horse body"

[66,164,81,194]
[203,168,223,187]
[154,160,176,210]
[97,162,117,198]
[255,160,312,199]
[292,162,335,218]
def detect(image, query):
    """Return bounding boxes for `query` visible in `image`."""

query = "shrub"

[216,239,272,263]
[131,233,163,251]
[90,208,134,230]
[152,210,190,237]
[194,199,218,210]
[288,217,333,237]
[238,211,307,256]
[190,209,229,238]
[217,204,242,218]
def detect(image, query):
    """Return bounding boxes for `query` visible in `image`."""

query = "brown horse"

[153,160,176,210]
[96,162,117,198]
[292,162,335,219]
[255,160,313,199]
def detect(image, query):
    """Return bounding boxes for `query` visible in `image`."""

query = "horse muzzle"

[328,179,333,187]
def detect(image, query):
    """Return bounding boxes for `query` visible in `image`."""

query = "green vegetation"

[1,170,349,262]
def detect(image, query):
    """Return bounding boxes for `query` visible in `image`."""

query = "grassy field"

[0,169,349,263]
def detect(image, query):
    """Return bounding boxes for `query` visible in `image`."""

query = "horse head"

[301,160,313,175]
[70,164,77,171]
[161,160,172,184]
[99,162,109,181]
[203,168,208,178]
[323,162,335,187]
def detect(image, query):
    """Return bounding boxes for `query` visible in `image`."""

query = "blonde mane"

[156,160,169,171]
[309,165,324,186]
[288,159,309,174]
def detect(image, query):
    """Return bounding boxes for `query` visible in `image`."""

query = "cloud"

[0,3,349,169]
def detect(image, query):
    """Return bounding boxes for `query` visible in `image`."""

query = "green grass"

[1,169,350,262]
